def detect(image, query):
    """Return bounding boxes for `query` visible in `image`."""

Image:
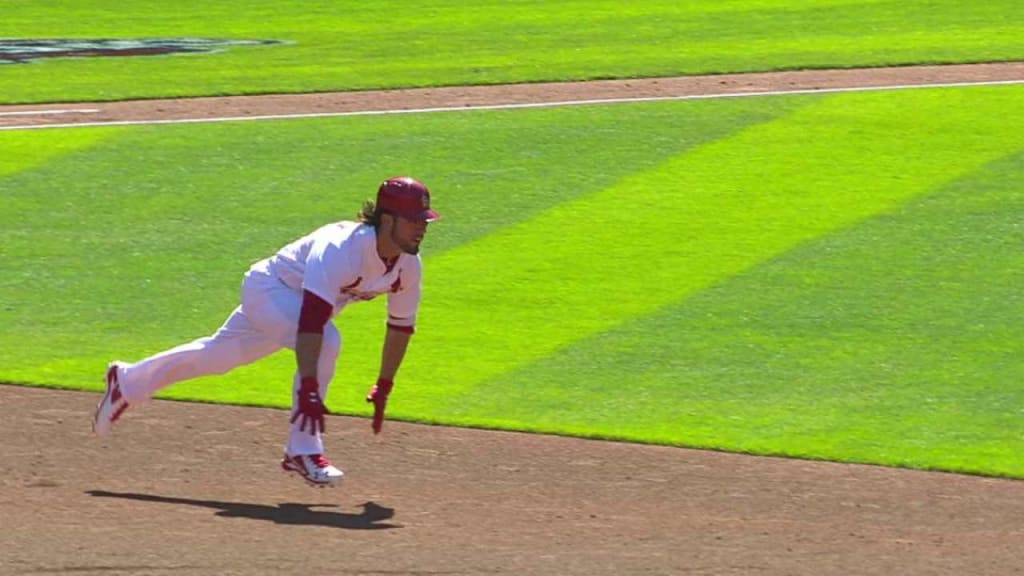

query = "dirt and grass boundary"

[3,63,1023,575]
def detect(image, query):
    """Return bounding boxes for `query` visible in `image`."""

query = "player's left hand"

[366,378,394,434]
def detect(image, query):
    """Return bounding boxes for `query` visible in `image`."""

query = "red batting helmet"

[377,177,441,222]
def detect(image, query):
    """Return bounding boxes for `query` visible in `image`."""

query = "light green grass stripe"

[0,129,120,178]
[399,86,1024,406]
[456,150,1024,476]
[2,0,1023,103]
[0,97,790,392]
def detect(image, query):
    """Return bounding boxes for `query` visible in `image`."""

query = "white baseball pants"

[116,269,340,456]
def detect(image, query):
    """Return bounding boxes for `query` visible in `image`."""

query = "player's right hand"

[366,378,394,434]
[291,377,329,435]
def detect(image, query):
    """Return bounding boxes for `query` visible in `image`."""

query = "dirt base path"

[3,63,1024,576]
[3,385,1023,576]
[2,61,1023,129]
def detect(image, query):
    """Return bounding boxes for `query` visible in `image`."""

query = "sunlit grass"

[2,85,1023,477]
[1,0,1022,102]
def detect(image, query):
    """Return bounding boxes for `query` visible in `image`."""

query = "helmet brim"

[395,208,441,222]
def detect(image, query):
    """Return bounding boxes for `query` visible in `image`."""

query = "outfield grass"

[1,0,1023,103]
[2,84,1023,477]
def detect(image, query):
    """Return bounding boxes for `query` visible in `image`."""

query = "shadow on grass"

[86,489,398,530]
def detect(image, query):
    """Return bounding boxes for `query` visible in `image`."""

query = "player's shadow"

[86,490,398,530]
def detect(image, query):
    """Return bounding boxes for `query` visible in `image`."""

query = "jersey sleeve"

[302,234,360,306]
[386,256,423,330]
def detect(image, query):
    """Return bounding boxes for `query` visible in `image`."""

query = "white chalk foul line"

[1,79,1022,131]
[0,108,100,117]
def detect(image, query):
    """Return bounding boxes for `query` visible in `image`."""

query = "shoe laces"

[308,454,330,469]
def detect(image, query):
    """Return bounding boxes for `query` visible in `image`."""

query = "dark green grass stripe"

[0,96,800,387]
[446,149,1024,477]
[1,0,1023,103]
[397,86,1024,404]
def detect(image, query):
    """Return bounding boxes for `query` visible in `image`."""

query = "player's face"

[389,215,429,255]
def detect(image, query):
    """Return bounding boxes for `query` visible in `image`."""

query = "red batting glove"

[365,378,394,434]
[291,377,329,436]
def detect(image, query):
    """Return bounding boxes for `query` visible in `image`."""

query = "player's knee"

[321,328,341,361]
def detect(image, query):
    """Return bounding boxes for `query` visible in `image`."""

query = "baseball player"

[92,176,440,487]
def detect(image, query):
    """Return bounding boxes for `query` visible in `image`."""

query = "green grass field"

[1,0,1023,103]
[3,84,1023,477]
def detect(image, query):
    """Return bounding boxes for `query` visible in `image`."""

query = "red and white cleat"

[281,453,344,487]
[93,362,129,436]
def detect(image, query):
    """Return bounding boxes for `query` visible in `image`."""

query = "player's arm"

[365,322,413,435]
[295,332,323,380]
[296,290,333,380]
[366,262,421,434]
[295,234,354,385]
[380,321,413,380]
[291,230,351,436]
[290,289,334,435]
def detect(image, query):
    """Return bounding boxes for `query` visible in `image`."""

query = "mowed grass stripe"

[0,128,120,179]
[151,99,803,404]
[458,150,1024,476]
[394,86,1024,407]
[0,98,791,390]
[2,0,1024,103]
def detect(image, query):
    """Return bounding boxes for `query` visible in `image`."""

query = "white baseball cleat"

[93,361,129,435]
[281,453,345,487]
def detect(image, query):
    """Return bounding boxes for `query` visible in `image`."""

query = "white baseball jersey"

[250,221,421,329]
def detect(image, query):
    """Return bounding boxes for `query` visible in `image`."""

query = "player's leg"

[93,304,282,435]
[94,271,290,434]
[116,270,301,404]
[285,321,341,455]
[281,321,344,485]
[233,269,345,462]
[114,305,282,404]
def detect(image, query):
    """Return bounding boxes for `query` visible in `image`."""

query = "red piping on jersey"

[298,290,333,334]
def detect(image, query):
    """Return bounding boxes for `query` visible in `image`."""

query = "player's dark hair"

[357,199,384,227]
